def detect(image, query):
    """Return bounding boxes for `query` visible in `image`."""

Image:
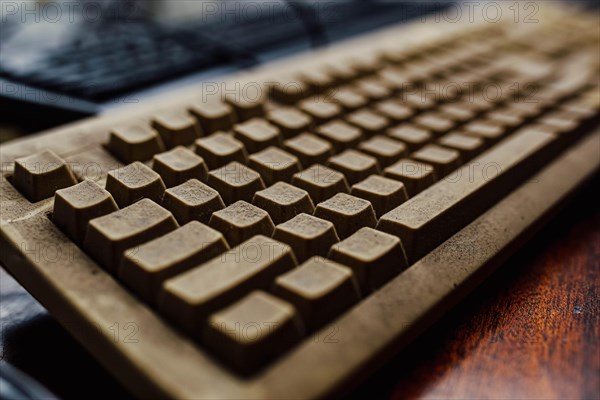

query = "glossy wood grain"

[348,177,600,400]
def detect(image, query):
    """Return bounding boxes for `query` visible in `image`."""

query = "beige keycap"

[267,108,312,138]
[108,124,165,163]
[151,109,201,149]
[486,107,527,129]
[374,99,414,123]
[438,132,485,161]
[323,61,357,84]
[358,135,407,168]
[401,91,437,111]
[253,182,314,224]
[273,257,360,331]
[84,199,178,272]
[384,158,436,197]
[298,97,342,124]
[439,102,478,123]
[377,128,557,262]
[298,69,335,93]
[273,213,339,262]
[209,201,275,246]
[53,180,118,243]
[248,147,302,185]
[270,76,310,104]
[203,291,302,374]
[316,120,363,153]
[159,235,296,337]
[291,164,350,204]
[189,100,236,134]
[13,150,77,202]
[411,144,461,177]
[346,109,390,136]
[387,124,432,151]
[152,146,208,187]
[224,92,265,122]
[283,133,334,168]
[537,110,582,134]
[119,221,228,304]
[462,119,505,144]
[414,112,455,136]
[330,87,368,112]
[350,175,408,217]
[314,193,377,239]
[328,150,380,185]
[206,162,265,205]
[194,132,248,170]
[105,162,166,208]
[354,78,393,102]
[162,179,225,224]
[328,227,407,292]
[233,118,281,154]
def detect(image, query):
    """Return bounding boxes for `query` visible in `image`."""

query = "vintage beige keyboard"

[1,4,599,399]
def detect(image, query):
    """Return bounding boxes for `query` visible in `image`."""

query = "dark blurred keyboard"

[0,1,446,105]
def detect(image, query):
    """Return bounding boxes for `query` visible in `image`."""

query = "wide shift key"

[377,128,558,262]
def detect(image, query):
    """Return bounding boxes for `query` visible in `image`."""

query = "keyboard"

[1,3,599,398]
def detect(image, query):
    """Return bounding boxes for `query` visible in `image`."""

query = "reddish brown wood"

[349,179,600,400]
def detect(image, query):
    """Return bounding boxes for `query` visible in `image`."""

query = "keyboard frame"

[1,5,599,398]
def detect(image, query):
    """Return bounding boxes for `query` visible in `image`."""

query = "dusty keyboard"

[1,4,599,399]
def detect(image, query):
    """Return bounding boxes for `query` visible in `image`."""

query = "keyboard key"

[120,221,229,304]
[346,109,390,136]
[13,150,77,202]
[292,164,349,204]
[248,147,302,185]
[462,119,505,144]
[330,87,368,112]
[358,135,407,168]
[328,149,380,185]
[189,100,236,134]
[206,162,265,205]
[384,158,436,197]
[267,108,312,138]
[377,128,557,262]
[151,109,201,149]
[152,146,208,188]
[298,69,335,93]
[270,76,309,104]
[438,132,485,161]
[374,100,414,123]
[414,112,455,136]
[84,199,178,272]
[253,182,315,224]
[195,132,248,170]
[53,180,118,243]
[439,102,478,123]
[350,175,408,218]
[411,144,462,177]
[209,201,275,246]
[314,193,377,239]
[273,257,360,331]
[273,213,339,262]
[298,97,342,124]
[316,120,363,153]
[354,78,393,102]
[159,235,296,337]
[108,124,165,163]
[387,124,432,152]
[328,227,407,292]
[203,291,302,374]
[323,61,357,84]
[105,162,166,208]
[162,179,225,225]
[224,92,265,122]
[233,119,281,154]
[486,107,527,129]
[283,133,334,168]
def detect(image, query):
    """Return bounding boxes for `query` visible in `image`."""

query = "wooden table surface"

[1,178,598,400]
